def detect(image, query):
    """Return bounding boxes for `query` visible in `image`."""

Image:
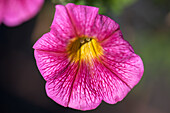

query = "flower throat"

[67,37,103,64]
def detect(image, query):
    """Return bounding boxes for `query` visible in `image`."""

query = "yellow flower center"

[67,36,103,64]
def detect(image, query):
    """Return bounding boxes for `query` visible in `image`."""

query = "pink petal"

[46,62,79,107]
[68,61,102,110]
[90,14,120,41]
[101,30,134,59]
[46,61,102,111]
[50,4,77,39]
[91,60,131,104]
[101,54,144,88]
[3,0,44,27]
[0,0,5,24]
[34,50,69,81]
[33,32,67,52]
[100,30,144,88]
[65,3,99,36]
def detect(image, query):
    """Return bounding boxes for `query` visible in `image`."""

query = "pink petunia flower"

[0,0,44,27]
[33,3,144,111]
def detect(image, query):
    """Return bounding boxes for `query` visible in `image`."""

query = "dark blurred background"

[0,0,170,113]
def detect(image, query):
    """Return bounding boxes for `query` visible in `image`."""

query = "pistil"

[67,37,103,64]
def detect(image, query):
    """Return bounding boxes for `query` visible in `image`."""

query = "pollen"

[67,36,103,64]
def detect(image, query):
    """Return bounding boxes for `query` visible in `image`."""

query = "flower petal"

[0,0,5,24]
[101,54,144,88]
[68,61,102,110]
[100,31,144,88]
[34,50,69,81]
[91,60,131,104]
[101,30,134,59]
[50,4,77,39]
[33,32,67,52]
[46,61,102,111]
[46,62,79,107]
[3,0,44,27]
[90,14,120,41]
[65,3,99,36]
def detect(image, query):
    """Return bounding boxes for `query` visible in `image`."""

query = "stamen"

[80,39,85,44]
[67,37,103,64]
[86,38,90,42]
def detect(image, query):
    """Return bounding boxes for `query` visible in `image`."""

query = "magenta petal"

[34,50,69,81]
[46,62,79,107]
[46,61,102,111]
[33,32,67,52]
[101,30,134,59]
[50,4,77,39]
[101,54,144,88]
[90,14,120,41]
[65,3,99,36]
[0,0,5,24]
[3,0,44,27]
[91,60,131,104]
[100,31,144,88]
[68,61,102,110]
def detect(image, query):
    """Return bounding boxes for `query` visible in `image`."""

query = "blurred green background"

[0,0,170,113]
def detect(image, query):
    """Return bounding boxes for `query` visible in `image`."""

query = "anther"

[86,38,90,42]
[80,39,85,44]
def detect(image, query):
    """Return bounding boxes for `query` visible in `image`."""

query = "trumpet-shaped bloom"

[0,0,44,27]
[33,3,144,111]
